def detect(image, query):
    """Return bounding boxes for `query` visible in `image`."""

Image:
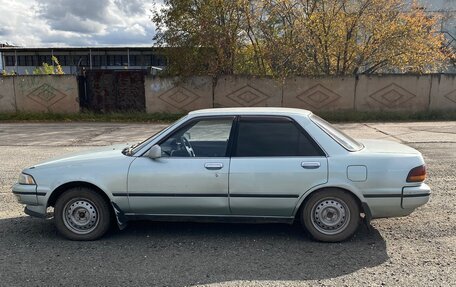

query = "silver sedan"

[12,108,430,242]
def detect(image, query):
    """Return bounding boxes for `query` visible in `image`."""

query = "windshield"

[129,116,188,155]
[310,114,364,152]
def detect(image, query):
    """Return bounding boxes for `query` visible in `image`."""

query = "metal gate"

[78,70,146,112]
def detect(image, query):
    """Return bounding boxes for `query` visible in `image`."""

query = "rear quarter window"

[310,114,364,152]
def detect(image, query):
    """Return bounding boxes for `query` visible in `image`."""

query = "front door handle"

[205,162,223,170]
[301,162,321,169]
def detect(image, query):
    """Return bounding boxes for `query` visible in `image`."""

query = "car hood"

[31,145,129,168]
[359,139,421,154]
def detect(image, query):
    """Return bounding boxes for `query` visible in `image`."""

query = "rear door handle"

[301,162,321,169]
[205,163,223,170]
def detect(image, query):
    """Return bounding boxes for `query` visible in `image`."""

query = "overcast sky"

[0,0,453,48]
[0,0,161,47]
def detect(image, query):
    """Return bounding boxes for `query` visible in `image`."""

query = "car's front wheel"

[54,187,111,240]
[301,189,360,242]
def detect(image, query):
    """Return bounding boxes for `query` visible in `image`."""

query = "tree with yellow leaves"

[153,0,252,76]
[152,0,448,77]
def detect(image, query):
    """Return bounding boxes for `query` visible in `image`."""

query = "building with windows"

[0,46,166,75]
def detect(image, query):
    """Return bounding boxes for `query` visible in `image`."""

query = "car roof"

[188,107,312,117]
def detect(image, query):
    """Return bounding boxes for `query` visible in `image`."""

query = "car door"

[127,117,235,215]
[229,116,328,217]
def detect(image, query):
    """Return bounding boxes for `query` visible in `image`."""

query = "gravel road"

[0,122,454,287]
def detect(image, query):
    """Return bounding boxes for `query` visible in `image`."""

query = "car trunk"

[358,139,421,155]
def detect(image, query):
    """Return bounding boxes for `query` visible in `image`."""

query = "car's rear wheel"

[301,189,360,242]
[54,187,111,240]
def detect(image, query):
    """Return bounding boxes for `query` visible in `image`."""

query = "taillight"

[406,165,426,182]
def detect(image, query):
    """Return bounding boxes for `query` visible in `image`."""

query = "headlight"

[18,173,36,185]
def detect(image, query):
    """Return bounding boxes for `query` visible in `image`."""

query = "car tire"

[301,189,360,242]
[54,187,111,241]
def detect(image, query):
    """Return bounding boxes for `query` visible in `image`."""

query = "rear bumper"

[364,183,431,219]
[402,183,431,209]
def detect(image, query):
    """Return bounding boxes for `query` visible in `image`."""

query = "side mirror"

[145,145,162,159]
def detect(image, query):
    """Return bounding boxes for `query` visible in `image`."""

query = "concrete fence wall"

[145,76,214,113]
[0,75,79,113]
[0,77,16,112]
[145,74,456,113]
[2,74,456,113]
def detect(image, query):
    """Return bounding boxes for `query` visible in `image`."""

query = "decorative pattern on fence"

[296,84,342,109]
[2,74,456,113]
[368,83,416,109]
[25,83,69,108]
[9,75,79,113]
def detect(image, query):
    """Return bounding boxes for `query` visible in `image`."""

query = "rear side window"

[234,117,324,157]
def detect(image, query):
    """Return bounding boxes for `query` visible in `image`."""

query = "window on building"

[17,56,26,66]
[143,55,151,66]
[38,55,45,66]
[129,55,137,66]
[121,55,128,65]
[38,55,51,65]
[92,55,100,67]
[31,55,39,66]
[115,55,121,66]
[70,56,79,65]
[100,55,107,66]
[5,56,15,66]
[27,55,34,66]
[76,55,88,66]
[137,55,145,66]
[107,55,117,66]
[25,56,29,66]
[57,55,67,66]
[65,56,72,66]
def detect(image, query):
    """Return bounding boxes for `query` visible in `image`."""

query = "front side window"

[234,117,324,157]
[160,117,234,157]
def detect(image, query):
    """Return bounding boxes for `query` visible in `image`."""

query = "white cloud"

[0,0,160,47]
[114,0,146,16]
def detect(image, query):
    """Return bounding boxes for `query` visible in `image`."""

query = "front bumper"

[12,183,48,218]
[12,183,38,205]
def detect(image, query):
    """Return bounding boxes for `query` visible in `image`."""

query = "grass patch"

[0,110,455,123]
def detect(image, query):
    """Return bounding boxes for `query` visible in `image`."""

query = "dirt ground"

[0,121,454,286]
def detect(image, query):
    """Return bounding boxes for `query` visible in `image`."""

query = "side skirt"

[123,214,295,225]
